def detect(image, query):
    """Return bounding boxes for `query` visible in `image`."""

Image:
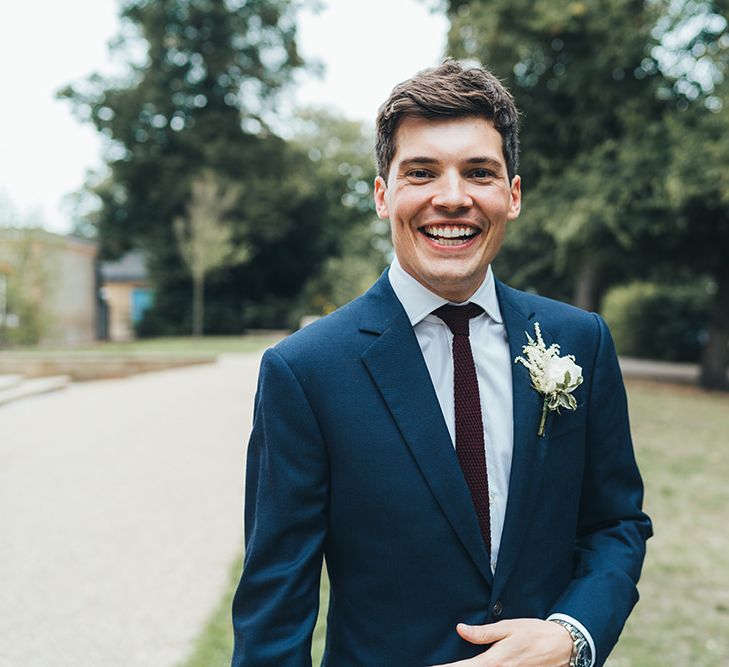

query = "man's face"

[374,115,521,302]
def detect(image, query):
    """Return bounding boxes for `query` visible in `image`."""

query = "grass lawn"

[607,381,729,667]
[179,379,729,667]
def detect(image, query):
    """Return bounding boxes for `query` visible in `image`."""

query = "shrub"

[601,281,711,362]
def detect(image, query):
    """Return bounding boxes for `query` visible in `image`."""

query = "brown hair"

[375,60,520,181]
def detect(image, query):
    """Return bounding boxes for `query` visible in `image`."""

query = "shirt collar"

[388,256,503,326]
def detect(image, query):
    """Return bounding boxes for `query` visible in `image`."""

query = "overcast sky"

[0,1,448,234]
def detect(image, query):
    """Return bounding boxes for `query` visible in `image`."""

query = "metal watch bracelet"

[549,618,591,667]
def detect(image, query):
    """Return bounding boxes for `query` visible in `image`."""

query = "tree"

[283,108,390,324]
[0,228,55,347]
[444,0,729,388]
[654,0,729,387]
[445,0,673,310]
[631,0,729,388]
[663,85,729,389]
[174,169,245,336]
[59,0,314,332]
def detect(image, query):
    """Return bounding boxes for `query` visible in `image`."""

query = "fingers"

[427,622,509,665]
[456,620,510,645]
[432,618,571,666]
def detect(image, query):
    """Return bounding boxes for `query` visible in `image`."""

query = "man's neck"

[388,257,500,327]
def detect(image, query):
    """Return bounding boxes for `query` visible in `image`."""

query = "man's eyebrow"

[465,156,504,169]
[398,156,505,169]
[399,157,438,167]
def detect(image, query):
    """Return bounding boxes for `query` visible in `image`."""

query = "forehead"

[391,115,505,166]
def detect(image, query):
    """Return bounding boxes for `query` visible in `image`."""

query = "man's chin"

[420,270,486,302]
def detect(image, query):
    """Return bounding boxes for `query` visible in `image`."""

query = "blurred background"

[0,0,726,388]
[0,1,727,666]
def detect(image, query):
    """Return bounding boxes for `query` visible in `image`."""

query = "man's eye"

[471,168,495,179]
[408,169,432,179]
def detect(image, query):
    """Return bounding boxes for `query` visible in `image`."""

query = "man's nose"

[432,173,472,210]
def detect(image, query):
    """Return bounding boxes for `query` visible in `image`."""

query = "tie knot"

[433,303,484,336]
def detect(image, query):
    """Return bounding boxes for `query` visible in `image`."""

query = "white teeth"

[422,225,478,239]
[432,238,467,246]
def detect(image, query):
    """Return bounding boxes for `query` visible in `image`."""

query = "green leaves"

[58,1,383,333]
[444,2,729,390]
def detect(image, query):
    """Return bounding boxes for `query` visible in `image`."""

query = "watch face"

[575,643,591,667]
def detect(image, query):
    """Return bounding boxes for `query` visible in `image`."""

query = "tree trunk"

[192,274,204,338]
[699,267,729,391]
[573,261,603,312]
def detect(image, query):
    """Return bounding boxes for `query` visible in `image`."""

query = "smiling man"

[374,113,521,303]
[232,61,651,667]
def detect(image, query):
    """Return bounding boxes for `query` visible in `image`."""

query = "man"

[232,61,651,667]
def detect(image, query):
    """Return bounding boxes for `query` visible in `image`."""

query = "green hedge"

[601,281,711,362]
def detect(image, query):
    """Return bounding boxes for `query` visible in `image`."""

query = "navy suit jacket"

[231,270,652,667]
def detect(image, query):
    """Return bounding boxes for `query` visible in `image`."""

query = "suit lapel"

[359,272,494,588]
[492,282,554,596]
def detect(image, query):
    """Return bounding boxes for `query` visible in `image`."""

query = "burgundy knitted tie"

[434,303,491,554]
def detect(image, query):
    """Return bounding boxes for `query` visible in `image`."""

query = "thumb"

[456,620,509,645]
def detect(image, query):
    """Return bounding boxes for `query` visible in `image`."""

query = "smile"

[419,225,481,246]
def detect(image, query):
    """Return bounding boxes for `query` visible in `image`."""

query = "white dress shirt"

[388,257,513,573]
[388,257,596,665]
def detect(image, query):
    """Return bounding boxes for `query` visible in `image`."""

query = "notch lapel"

[492,282,555,596]
[359,274,494,588]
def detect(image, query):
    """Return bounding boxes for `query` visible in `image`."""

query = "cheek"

[488,190,515,215]
[483,222,507,248]
[391,221,417,250]
[389,189,426,220]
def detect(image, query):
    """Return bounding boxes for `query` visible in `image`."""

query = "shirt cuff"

[547,613,596,667]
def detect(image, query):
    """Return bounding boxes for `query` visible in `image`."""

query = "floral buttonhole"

[515,322,583,437]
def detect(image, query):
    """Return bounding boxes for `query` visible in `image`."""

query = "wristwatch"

[549,619,592,667]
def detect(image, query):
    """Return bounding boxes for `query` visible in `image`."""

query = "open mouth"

[419,224,481,246]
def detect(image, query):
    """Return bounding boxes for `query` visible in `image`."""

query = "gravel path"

[0,354,262,667]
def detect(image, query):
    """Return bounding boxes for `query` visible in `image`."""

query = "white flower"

[514,323,583,436]
[543,355,583,395]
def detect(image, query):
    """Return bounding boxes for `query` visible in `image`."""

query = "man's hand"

[429,618,573,667]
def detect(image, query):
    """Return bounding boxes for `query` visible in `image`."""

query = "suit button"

[492,600,503,617]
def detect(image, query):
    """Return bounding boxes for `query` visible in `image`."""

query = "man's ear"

[507,174,522,220]
[374,176,389,219]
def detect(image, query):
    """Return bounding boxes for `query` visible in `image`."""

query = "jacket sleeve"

[549,314,652,666]
[231,348,329,667]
